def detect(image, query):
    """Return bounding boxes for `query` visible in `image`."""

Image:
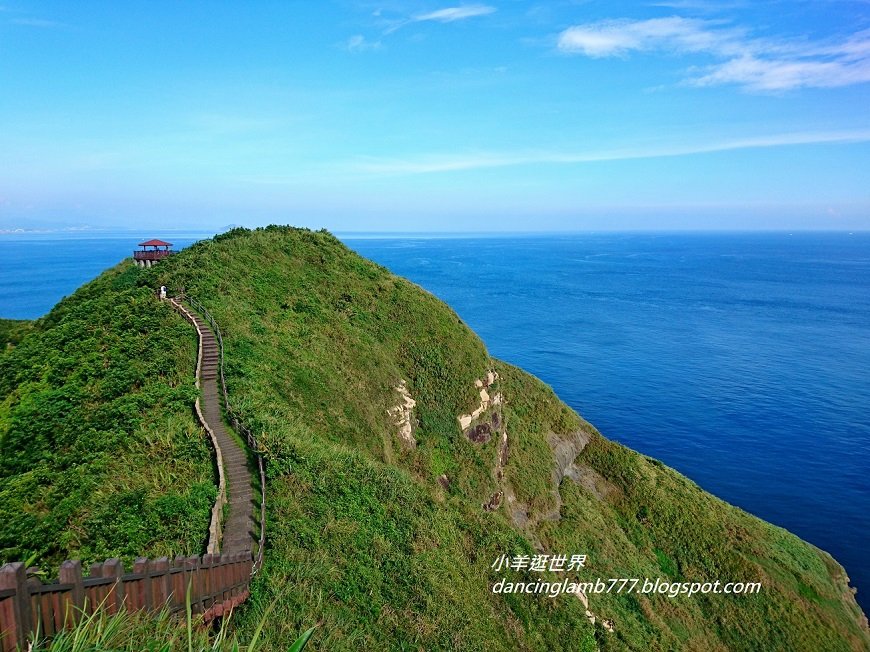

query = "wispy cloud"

[385,4,496,34]
[10,17,65,28]
[558,17,742,58]
[348,128,870,175]
[414,5,496,22]
[691,52,870,90]
[557,17,870,90]
[344,34,382,52]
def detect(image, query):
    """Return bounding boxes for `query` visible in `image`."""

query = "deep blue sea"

[1,232,868,612]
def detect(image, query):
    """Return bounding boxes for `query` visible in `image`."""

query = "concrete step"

[224,529,253,541]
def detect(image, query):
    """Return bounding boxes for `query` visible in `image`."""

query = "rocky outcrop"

[388,380,417,449]
[458,371,502,431]
[549,430,592,485]
[458,368,614,632]
[467,422,493,443]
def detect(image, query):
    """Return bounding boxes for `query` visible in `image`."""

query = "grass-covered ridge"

[1,226,867,650]
[0,264,215,567]
[145,226,866,651]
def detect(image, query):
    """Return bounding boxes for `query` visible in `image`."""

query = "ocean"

[1,231,868,612]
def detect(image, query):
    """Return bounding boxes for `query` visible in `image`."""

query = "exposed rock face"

[458,371,502,430]
[548,430,592,486]
[467,422,492,443]
[387,380,417,449]
[483,491,503,512]
[457,368,616,632]
[545,430,616,633]
[566,463,617,502]
[497,429,509,473]
[495,428,531,527]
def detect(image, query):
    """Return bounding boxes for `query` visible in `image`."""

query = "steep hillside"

[1,226,867,651]
[0,265,215,566]
[149,227,867,651]
[0,319,32,351]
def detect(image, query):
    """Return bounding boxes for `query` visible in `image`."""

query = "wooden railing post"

[133,558,152,611]
[233,553,245,597]
[213,554,225,603]
[202,554,216,611]
[182,557,199,613]
[58,560,84,628]
[0,563,30,651]
[25,572,43,636]
[102,559,124,614]
[88,562,103,615]
[151,557,170,609]
[172,555,186,612]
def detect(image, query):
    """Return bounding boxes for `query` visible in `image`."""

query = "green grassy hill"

[0,267,215,566]
[2,226,867,651]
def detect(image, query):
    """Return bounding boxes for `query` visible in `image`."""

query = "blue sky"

[1,1,869,232]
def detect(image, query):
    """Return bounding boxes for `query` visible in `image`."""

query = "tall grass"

[25,599,314,652]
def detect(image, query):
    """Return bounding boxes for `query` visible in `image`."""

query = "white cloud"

[691,54,870,90]
[345,34,382,52]
[348,128,870,175]
[414,5,496,23]
[385,4,496,33]
[557,17,739,58]
[557,17,870,90]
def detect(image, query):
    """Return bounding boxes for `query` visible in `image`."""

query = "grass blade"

[287,626,316,652]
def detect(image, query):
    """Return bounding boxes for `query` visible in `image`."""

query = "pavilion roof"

[138,239,173,247]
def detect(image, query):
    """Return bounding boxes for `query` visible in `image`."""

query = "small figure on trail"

[159,285,167,300]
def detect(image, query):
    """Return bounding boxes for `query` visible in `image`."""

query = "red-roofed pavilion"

[133,239,175,267]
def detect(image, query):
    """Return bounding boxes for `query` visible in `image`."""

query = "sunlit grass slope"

[0,264,215,567]
[145,226,868,651]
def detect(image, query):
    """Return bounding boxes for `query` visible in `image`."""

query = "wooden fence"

[0,294,270,649]
[0,553,252,651]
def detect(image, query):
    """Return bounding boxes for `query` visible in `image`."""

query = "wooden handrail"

[169,298,227,554]
[180,295,267,575]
